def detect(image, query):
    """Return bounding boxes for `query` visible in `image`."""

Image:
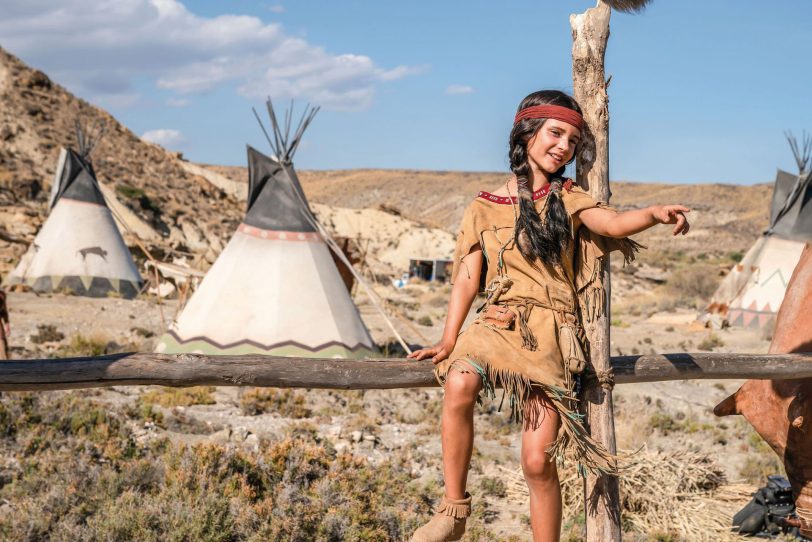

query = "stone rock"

[244,433,259,452]
[232,426,250,441]
[209,428,231,445]
[24,70,51,90]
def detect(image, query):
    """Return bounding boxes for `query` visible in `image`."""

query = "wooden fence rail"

[0,352,811,392]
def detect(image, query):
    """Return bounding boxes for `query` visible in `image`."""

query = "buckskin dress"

[434,179,640,474]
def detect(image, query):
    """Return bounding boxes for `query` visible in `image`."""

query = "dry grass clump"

[665,264,721,302]
[697,332,725,352]
[29,324,65,344]
[239,388,311,418]
[141,386,217,408]
[503,447,754,542]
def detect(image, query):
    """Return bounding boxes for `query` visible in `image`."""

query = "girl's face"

[526,119,581,177]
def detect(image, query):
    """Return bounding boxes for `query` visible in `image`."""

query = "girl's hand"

[407,341,455,365]
[652,205,691,236]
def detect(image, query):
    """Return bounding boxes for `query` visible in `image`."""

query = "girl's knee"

[444,369,482,405]
[521,450,558,482]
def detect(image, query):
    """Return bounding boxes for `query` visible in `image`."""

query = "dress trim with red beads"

[477,179,573,204]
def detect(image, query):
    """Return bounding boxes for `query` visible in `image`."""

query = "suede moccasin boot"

[410,493,472,542]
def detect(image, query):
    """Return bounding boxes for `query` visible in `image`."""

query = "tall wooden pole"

[570,2,622,541]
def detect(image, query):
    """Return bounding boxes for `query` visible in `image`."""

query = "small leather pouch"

[559,323,587,374]
[481,304,515,330]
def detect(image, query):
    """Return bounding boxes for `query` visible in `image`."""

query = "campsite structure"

[155,101,376,358]
[705,134,811,329]
[5,123,143,298]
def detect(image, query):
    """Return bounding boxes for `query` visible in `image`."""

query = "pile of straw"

[502,446,756,541]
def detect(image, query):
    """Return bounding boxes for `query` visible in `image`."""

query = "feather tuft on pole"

[601,0,652,13]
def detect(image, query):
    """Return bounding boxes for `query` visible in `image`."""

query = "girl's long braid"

[509,122,572,269]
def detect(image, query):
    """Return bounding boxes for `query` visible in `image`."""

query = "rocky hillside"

[0,46,243,277]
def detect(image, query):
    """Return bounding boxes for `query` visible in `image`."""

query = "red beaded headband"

[513,104,584,130]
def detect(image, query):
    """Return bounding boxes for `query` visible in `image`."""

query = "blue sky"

[2,0,811,184]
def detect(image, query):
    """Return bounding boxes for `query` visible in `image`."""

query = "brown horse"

[714,244,812,535]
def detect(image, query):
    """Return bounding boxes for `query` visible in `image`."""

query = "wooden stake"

[570,2,621,541]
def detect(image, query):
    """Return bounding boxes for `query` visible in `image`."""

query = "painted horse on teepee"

[5,121,143,298]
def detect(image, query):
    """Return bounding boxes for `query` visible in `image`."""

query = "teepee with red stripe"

[156,100,375,357]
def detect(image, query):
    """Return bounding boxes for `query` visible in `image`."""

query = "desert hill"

[211,165,773,263]
[0,46,243,276]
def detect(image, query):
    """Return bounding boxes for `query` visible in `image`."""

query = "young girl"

[407,90,690,542]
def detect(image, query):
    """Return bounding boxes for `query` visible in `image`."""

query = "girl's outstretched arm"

[407,246,483,364]
[579,204,691,238]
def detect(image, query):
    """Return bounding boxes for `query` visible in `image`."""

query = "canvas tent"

[156,101,376,358]
[704,134,812,329]
[6,124,143,298]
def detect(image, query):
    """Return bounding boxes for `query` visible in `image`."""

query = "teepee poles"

[74,118,107,159]
[253,98,319,164]
[786,131,811,175]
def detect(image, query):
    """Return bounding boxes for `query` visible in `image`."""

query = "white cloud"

[268,4,285,13]
[0,0,418,110]
[166,97,190,107]
[445,84,474,95]
[142,128,185,148]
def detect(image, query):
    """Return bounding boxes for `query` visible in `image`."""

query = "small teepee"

[156,100,376,357]
[6,122,143,298]
[705,133,812,329]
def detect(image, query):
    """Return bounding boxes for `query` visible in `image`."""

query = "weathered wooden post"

[571,2,621,540]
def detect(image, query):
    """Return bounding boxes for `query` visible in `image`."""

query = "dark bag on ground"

[733,474,806,539]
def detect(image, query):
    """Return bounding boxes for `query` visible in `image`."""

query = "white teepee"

[156,100,376,358]
[704,133,812,329]
[6,124,143,298]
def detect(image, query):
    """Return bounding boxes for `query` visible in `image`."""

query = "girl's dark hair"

[509,90,581,268]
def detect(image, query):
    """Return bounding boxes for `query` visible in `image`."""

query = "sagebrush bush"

[141,386,216,408]
[29,324,65,344]
[665,264,721,304]
[239,388,310,418]
[697,333,724,352]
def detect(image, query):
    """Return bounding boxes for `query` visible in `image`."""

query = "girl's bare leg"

[441,368,482,499]
[521,391,562,542]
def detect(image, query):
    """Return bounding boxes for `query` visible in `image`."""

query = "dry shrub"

[697,333,725,352]
[29,324,65,344]
[50,333,127,357]
[416,315,433,327]
[422,292,449,308]
[503,447,754,542]
[141,386,216,407]
[665,264,721,305]
[239,388,310,418]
